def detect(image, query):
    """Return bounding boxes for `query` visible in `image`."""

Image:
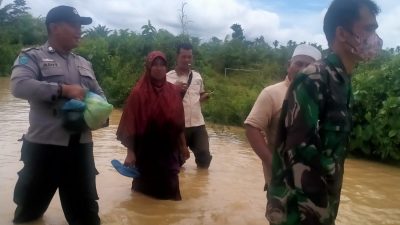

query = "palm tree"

[255,36,266,46]
[141,20,157,38]
[83,25,112,38]
[287,40,297,48]
[273,40,279,49]
[0,0,29,23]
[395,46,400,54]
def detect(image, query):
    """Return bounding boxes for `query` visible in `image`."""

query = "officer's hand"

[62,84,86,100]
[175,81,188,93]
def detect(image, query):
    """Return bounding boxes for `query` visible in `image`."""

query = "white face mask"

[349,32,383,61]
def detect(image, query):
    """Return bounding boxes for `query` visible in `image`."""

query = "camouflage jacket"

[266,54,353,225]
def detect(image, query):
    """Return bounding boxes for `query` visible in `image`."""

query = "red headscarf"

[116,51,184,149]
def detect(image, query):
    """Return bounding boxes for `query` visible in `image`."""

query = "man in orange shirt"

[245,44,321,190]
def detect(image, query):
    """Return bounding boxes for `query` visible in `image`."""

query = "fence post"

[224,68,260,78]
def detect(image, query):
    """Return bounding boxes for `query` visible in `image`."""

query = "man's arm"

[282,74,326,169]
[11,54,60,102]
[199,92,210,102]
[90,77,105,98]
[11,54,85,102]
[244,88,274,165]
[199,75,210,102]
[245,124,272,167]
[75,56,105,99]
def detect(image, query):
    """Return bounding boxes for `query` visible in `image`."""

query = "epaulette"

[72,52,90,62]
[21,46,39,53]
[71,51,81,58]
[71,51,84,57]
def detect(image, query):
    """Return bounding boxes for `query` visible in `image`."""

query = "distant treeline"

[1,0,400,163]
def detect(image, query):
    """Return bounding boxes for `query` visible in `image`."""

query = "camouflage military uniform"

[266,54,353,225]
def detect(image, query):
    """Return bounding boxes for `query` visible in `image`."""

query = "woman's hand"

[179,132,189,166]
[181,146,190,161]
[124,148,136,167]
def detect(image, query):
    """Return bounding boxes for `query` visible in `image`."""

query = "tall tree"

[309,42,323,52]
[230,23,244,41]
[84,25,112,38]
[179,2,191,36]
[287,40,296,48]
[9,0,29,19]
[273,40,279,49]
[255,36,266,46]
[0,0,29,23]
[141,20,157,39]
[0,1,13,23]
[211,36,222,45]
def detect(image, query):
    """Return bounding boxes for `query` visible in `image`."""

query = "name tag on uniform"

[41,59,59,68]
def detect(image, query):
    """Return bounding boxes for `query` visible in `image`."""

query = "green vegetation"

[1,1,400,163]
[351,53,400,162]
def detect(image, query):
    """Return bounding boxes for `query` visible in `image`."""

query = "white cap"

[292,44,322,61]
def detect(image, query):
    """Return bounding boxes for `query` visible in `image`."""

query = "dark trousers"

[13,135,100,225]
[184,125,212,168]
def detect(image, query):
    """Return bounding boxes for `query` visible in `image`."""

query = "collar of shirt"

[326,53,347,75]
[284,76,290,87]
[175,69,190,77]
[44,41,73,59]
[325,53,350,84]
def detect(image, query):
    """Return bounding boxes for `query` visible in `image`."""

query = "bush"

[0,44,21,76]
[202,64,283,126]
[350,54,400,162]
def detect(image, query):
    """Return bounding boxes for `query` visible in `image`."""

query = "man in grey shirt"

[10,6,103,224]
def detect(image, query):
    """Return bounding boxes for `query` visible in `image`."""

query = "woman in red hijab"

[116,51,189,200]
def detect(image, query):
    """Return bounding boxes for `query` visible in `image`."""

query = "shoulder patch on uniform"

[18,55,29,65]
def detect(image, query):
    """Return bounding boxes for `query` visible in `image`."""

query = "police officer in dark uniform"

[10,5,103,225]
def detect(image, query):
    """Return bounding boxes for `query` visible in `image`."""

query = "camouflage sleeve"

[283,73,325,162]
[268,71,340,225]
[267,73,326,224]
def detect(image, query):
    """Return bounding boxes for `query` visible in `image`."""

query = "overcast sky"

[3,0,399,48]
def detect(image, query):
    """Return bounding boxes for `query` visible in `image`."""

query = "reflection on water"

[0,77,400,225]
